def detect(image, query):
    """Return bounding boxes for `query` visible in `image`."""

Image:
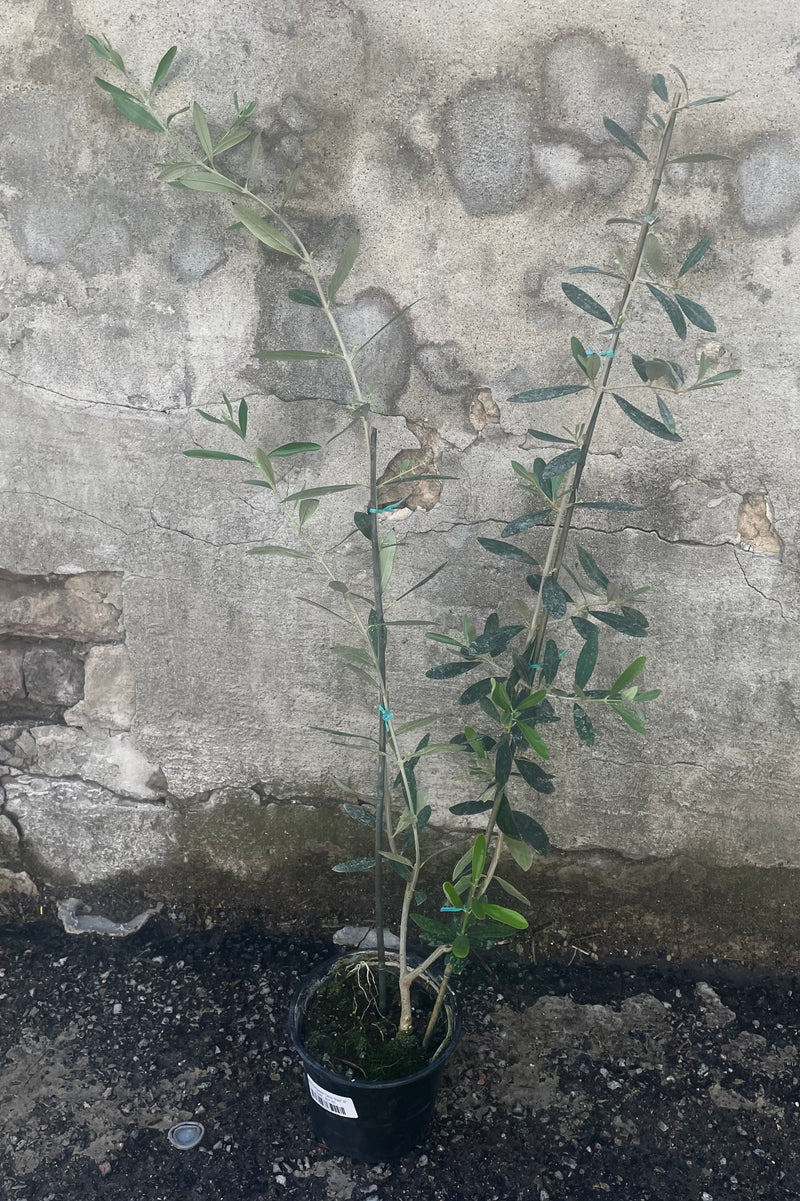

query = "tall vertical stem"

[511,104,680,686]
[368,428,389,1012]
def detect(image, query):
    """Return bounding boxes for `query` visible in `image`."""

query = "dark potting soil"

[302,961,446,1081]
[0,919,796,1201]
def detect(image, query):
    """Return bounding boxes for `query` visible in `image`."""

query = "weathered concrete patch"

[440,78,539,215]
[416,342,477,394]
[28,726,164,801]
[531,142,632,195]
[737,134,800,231]
[541,34,647,146]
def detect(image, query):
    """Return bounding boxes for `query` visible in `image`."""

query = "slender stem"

[510,103,680,684]
[368,429,388,1013]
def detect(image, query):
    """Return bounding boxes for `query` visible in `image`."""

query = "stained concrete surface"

[0,1,799,921]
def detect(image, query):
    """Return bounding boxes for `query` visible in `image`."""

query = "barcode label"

[307,1075,358,1118]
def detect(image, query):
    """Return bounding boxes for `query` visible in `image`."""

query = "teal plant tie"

[585,347,614,358]
[369,496,408,514]
[440,906,466,913]
[378,705,394,726]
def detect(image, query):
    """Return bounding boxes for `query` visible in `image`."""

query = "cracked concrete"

[0,0,799,908]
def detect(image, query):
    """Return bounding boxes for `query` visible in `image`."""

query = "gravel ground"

[0,920,796,1201]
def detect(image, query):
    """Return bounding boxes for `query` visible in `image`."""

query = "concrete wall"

[1,0,799,913]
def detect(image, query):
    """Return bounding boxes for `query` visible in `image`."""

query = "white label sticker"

[307,1075,358,1119]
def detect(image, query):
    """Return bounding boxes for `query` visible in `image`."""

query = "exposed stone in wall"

[469,388,500,432]
[64,645,136,733]
[0,571,123,643]
[737,494,784,557]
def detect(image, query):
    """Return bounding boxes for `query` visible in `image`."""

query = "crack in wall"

[0,369,179,417]
[0,490,145,538]
[732,548,796,624]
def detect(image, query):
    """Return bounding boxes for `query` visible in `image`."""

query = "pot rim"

[288,949,463,1090]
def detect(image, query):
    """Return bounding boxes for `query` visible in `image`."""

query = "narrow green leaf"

[469,626,525,658]
[644,233,666,277]
[156,162,194,182]
[572,616,598,640]
[606,217,642,226]
[452,933,470,958]
[541,448,581,481]
[175,169,243,193]
[234,205,299,257]
[298,596,350,624]
[166,105,190,127]
[542,578,569,620]
[355,299,421,356]
[670,64,690,92]
[561,284,614,325]
[590,606,649,637]
[652,73,668,102]
[515,722,549,760]
[477,538,538,567]
[612,394,682,442]
[85,35,125,72]
[191,103,214,160]
[674,294,716,332]
[183,448,250,461]
[267,441,322,457]
[646,285,687,340]
[577,546,609,592]
[298,498,319,527]
[505,837,534,872]
[95,79,165,131]
[353,511,371,540]
[611,656,647,694]
[151,46,178,93]
[283,484,358,502]
[602,117,648,161]
[411,914,457,944]
[247,545,308,558]
[458,676,494,706]
[609,703,647,734]
[288,288,324,308]
[567,267,623,279]
[392,561,447,603]
[528,429,573,445]
[382,851,414,868]
[501,511,551,538]
[541,638,561,686]
[495,735,514,788]
[687,95,732,107]
[328,231,360,301]
[237,398,248,438]
[341,662,379,690]
[677,236,712,278]
[573,704,595,746]
[575,629,599,690]
[253,448,277,489]
[507,810,549,856]
[482,903,528,930]
[670,153,731,164]
[506,384,588,404]
[379,529,396,591]
[514,758,554,794]
[657,397,676,433]
[213,126,251,155]
[490,679,513,714]
[257,349,338,362]
[493,876,530,905]
[472,834,487,883]
[426,660,480,680]
[332,645,373,670]
[332,857,375,873]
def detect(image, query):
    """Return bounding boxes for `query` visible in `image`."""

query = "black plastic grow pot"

[288,950,462,1162]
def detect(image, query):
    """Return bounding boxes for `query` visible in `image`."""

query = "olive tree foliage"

[86,38,738,1043]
